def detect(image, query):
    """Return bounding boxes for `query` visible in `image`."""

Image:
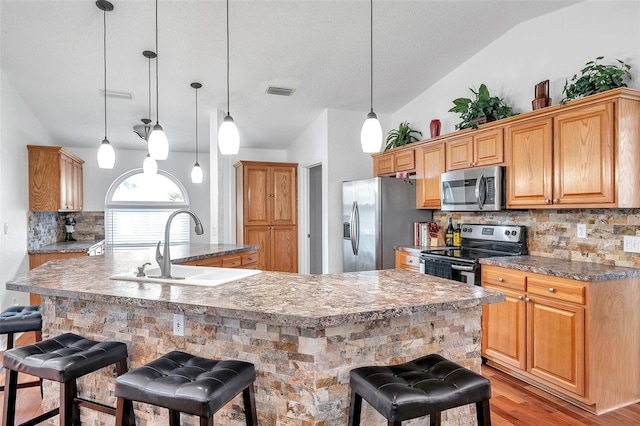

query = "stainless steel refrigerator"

[342,177,432,272]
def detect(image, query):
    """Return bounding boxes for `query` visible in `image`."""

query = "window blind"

[106,208,190,247]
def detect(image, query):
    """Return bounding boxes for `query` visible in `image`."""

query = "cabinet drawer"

[482,266,526,291]
[527,275,585,304]
[222,255,242,268]
[395,250,420,272]
[374,155,394,176]
[242,252,258,265]
[394,150,415,172]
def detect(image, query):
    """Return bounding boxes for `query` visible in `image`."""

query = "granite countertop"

[480,255,640,282]
[29,239,105,254]
[7,250,504,328]
[105,243,259,264]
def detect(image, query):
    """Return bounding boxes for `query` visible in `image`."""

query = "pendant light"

[218,0,239,155]
[96,0,115,169]
[191,82,203,183]
[142,50,158,175]
[360,0,383,153]
[148,0,169,160]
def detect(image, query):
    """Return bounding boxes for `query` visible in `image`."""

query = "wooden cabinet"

[28,145,84,212]
[506,104,614,208]
[482,264,640,414]
[179,250,258,269]
[235,161,298,272]
[372,146,416,176]
[446,128,503,171]
[28,252,88,304]
[394,249,420,272]
[415,142,445,209]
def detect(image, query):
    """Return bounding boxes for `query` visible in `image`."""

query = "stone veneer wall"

[434,209,640,268]
[41,296,483,426]
[27,211,104,250]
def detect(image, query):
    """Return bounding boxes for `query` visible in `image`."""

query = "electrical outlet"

[173,313,185,336]
[577,223,587,238]
[623,236,640,253]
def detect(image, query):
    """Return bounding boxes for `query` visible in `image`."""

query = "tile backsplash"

[433,209,640,268]
[28,211,105,250]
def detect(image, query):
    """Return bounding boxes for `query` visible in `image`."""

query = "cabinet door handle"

[472,162,476,167]
[544,199,551,204]
[467,162,472,167]
[525,297,530,303]
[553,198,559,204]
[548,287,555,293]
[498,277,504,282]
[517,295,523,300]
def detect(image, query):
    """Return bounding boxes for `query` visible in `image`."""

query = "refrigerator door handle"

[353,201,360,256]
[349,201,357,255]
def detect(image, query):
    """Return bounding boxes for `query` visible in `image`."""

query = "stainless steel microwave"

[441,166,504,211]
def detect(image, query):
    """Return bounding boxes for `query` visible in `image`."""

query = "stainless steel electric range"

[420,224,527,286]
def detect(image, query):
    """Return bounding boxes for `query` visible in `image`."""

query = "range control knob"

[511,231,518,237]
[504,230,511,236]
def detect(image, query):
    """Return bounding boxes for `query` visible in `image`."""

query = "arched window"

[105,169,191,248]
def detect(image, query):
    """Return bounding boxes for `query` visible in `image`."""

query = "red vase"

[430,119,441,138]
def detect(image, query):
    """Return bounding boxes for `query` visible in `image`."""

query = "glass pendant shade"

[191,162,203,183]
[218,115,239,155]
[97,139,115,169]
[360,111,383,153]
[148,123,169,160]
[143,153,158,175]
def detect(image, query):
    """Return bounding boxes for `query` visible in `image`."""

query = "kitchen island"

[7,250,504,425]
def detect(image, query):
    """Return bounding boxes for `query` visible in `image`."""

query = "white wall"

[393,1,640,136]
[69,147,211,243]
[0,69,54,310]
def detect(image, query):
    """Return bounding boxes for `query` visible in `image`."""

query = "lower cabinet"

[244,226,297,272]
[481,265,640,414]
[29,252,89,304]
[179,250,258,269]
[394,249,420,272]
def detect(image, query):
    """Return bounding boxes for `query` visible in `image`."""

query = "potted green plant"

[561,56,632,103]
[384,122,422,151]
[449,84,516,130]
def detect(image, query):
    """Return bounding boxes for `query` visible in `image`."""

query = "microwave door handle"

[451,264,475,272]
[475,174,486,210]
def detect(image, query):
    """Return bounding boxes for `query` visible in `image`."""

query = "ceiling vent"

[99,89,132,100]
[266,86,296,96]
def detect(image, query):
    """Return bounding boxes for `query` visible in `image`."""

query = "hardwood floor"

[1,331,639,425]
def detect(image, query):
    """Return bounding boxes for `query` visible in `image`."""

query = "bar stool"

[115,351,258,426]
[348,353,491,426]
[0,305,42,392]
[2,332,134,426]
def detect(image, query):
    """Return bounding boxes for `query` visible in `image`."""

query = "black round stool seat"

[2,333,132,426]
[0,305,42,334]
[349,353,492,425]
[115,351,258,425]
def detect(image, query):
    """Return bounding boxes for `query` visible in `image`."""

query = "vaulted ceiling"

[1,1,576,153]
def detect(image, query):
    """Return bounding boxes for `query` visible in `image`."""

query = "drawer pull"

[498,277,504,282]
[548,287,555,293]
[407,258,415,264]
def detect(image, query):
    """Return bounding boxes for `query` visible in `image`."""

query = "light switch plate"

[577,224,587,238]
[623,236,640,253]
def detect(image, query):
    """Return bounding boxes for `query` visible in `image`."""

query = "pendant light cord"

[103,8,108,139]
[226,0,230,115]
[369,0,373,113]
[195,87,199,161]
[155,0,160,124]
[148,55,152,123]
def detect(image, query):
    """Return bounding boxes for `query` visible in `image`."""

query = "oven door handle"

[451,264,475,272]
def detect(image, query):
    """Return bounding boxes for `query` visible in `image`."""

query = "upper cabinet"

[416,142,446,209]
[507,90,640,208]
[372,145,416,176]
[446,128,504,171]
[28,145,84,212]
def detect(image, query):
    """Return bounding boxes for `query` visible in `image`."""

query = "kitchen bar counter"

[480,255,640,281]
[7,251,503,425]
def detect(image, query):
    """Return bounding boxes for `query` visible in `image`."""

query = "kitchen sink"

[110,264,262,287]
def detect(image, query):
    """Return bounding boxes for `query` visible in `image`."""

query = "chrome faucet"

[154,208,204,279]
